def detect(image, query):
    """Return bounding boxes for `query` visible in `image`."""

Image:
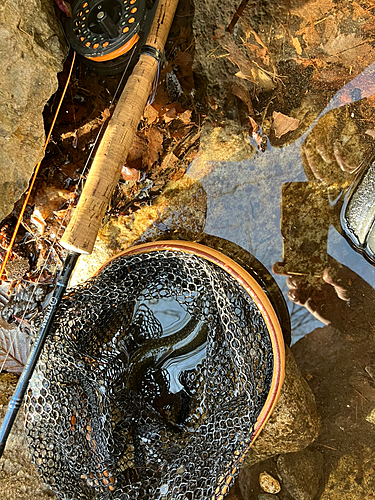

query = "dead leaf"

[143,126,164,170]
[321,32,375,73]
[0,319,30,374]
[32,186,72,222]
[272,111,300,138]
[322,33,361,56]
[179,110,192,124]
[173,50,194,78]
[143,104,159,125]
[231,81,254,115]
[126,134,148,168]
[214,27,278,91]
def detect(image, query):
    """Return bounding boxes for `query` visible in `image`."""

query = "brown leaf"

[143,104,159,125]
[143,126,164,170]
[173,50,194,78]
[231,81,254,115]
[0,319,30,374]
[291,0,334,23]
[321,33,375,73]
[214,26,277,91]
[179,110,192,124]
[272,112,300,138]
[126,134,148,165]
[32,186,72,222]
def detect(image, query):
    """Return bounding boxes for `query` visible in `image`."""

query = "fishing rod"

[0,0,179,458]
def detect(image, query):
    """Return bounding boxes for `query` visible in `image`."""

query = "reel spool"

[65,0,156,74]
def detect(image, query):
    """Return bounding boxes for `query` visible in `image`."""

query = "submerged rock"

[277,448,324,500]
[0,0,66,223]
[244,348,320,468]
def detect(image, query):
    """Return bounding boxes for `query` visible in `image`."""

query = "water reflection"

[188,62,375,342]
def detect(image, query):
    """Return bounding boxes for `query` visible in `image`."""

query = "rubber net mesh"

[24,250,274,500]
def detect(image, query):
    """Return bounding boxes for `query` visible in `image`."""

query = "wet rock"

[259,471,281,494]
[0,373,55,500]
[243,348,320,468]
[70,176,207,285]
[0,0,66,223]
[319,454,375,500]
[259,495,280,500]
[277,448,324,500]
[292,325,375,500]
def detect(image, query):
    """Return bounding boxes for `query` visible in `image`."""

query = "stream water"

[187,62,375,343]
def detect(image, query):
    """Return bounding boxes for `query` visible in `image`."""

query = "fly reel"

[65,0,156,74]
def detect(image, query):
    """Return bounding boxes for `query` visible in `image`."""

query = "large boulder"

[0,0,66,223]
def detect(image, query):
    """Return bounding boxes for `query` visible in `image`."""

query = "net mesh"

[24,250,274,500]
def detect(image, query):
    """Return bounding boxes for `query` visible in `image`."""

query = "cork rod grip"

[60,0,179,254]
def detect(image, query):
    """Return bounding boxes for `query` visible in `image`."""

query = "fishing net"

[24,243,284,500]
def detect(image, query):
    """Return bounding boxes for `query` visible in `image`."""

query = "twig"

[17,20,31,38]
[315,443,338,451]
[226,0,250,34]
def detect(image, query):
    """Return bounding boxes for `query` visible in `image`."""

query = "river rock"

[243,347,320,468]
[259,471,281,494]
[0,0,66,223]
[277,448,324,500]
[292,325,375,500]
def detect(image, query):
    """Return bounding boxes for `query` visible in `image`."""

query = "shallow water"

[187,62,375,343]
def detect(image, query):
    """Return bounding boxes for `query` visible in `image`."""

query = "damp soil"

[1,0,375,499]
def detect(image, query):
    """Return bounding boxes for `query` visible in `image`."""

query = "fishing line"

[0,43,139,374]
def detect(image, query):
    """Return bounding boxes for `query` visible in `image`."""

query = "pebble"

[259,471,281,494]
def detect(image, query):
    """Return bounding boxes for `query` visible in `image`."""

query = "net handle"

[60,0,179,255]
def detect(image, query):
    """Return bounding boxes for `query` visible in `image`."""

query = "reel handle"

[60,0,179,254]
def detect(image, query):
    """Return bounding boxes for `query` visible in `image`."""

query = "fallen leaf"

[173,50,194,78]
[143,104,159,125]
[322,33,361,56]
[0,319,30,374]
[321,32,375,74]
[126,134,148,169]
[143,126,164,170]
[272,111,300,138]
[179,110,192,124]
[231,81,254,114]
[32,186,72,222]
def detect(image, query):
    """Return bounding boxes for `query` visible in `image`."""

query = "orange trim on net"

[85,34,139,62]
